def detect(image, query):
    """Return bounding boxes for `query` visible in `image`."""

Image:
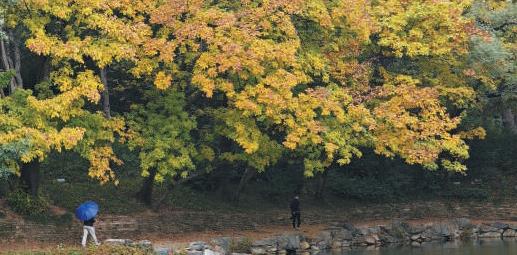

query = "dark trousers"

[291,211,301,228]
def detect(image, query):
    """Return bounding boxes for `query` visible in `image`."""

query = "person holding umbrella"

[76,201,101,247]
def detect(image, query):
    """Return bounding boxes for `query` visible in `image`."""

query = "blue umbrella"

[75,201,99,221]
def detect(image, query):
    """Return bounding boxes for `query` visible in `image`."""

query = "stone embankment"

[145,218,517,255]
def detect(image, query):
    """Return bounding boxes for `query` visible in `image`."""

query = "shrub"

[6,191,49,217]
[5,244,153,255]
[327,176,398,201]
[229,238,253,254]
[440,185,489,200]
[86,245,153,255]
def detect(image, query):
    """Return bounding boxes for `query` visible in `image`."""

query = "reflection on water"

[319,239,517,255]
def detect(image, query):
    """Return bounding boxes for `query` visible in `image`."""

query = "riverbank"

[3,218,517,254]
[151,218,517,255]
[3,199,517,245]
[3,199,517,253]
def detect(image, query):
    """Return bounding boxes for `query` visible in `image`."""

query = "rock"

[253,239,276,247]
[314,240,330,250]
[478,232,502,238]
[266,247,277,253]
[422,225,446,241]
[188,251,204,255]
[204,249,222,255]
[479,224,500,233]
[341,240,351,247]
[331,241,341,249]
[411,234,422,241]
[411,241,421,247]
[154,247,173,255]
[333,229,353,241]
[300,241,310,250]
[359,226,381,236]
[190,241,209,251]
[275,234,301,250]
[351,236,367,246]
[364,235,379,245]
[213,245,227,255]
[342,222,355,231]
[378,226,403,243]
[250,247,267,255]
[428,222,459,239]
[285,235,301,250]
[317,231,332,241]
[455,218,472,230]
[503,229,517,238]
[212,237,236,255]
[407,225,426,235]
[491,222,509,230]
[104,239,133,246]
[313,231,332,249]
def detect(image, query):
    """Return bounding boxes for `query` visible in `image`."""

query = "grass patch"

[3,244,152,255]
[43,178,146,215]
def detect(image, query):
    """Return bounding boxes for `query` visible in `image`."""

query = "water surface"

[323,240,517,255]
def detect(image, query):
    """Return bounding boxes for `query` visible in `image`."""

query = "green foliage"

[0,140,30,179]
[6,191,49,217]
[1,0,516,215]
[0,70,14,89]
[126,89,197,182]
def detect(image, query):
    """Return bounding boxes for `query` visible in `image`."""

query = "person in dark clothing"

[289,196,301,229]
[82,217,100,247]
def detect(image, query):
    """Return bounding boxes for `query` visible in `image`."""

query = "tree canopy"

[1,0,514,196]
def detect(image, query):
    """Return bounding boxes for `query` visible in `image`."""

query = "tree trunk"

[153,172,202,210]
[138,168,158,206]
[503,107,517,134]
[100,68,111,119]
[9,31,23,88]
[0,38,16,93]
[41,57,51,81]
[153,183,174,211]
[315,171,328,199]
[233,167,257,202]
[20,161,41,197]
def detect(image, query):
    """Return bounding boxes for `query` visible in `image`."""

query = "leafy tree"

[467,1,516,133]
[125,89,197,205]
[0,0,498,204]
